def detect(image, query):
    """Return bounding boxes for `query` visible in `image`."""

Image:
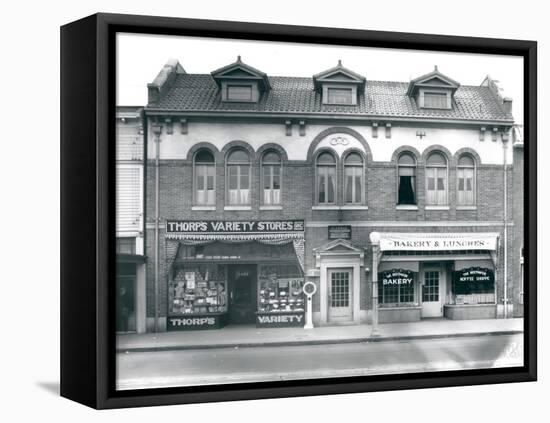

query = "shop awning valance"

[165,232,305,272]
[374,232,500,252]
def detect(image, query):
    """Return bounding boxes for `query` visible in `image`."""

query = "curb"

[117,330,523,353]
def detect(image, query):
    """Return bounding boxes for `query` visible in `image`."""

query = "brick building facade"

[128,57,523,332]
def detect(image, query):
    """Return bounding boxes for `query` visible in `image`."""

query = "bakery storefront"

[370,232,500,322]
[165,220,306,330]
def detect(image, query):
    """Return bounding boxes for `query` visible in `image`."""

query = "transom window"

[397,152,417,205]
[426,152,448,205]
[457,154,475,205]
[226,148,251,205]
[327,87,353,105]
[226,84,253,101]
[261,150,282,205]
[316,151,336,205]
[344,152,363,204]
[423,92,449,109]
[194,149,215,205]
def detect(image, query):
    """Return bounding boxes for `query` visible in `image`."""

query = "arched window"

[316,151,336,205]
[426,152,448,205]
[397,152,417,205]
[261,150,282,205]
[194,149,215,205]
[457,154,475,205]
[344,152,363,204]
[226,148,251,205]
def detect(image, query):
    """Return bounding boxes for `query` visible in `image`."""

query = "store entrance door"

[328,268,353,323]
[228,265,257,324]
[421,265,444,318]
[116,264,136,332]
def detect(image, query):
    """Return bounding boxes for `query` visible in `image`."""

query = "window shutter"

[116,166,142,232]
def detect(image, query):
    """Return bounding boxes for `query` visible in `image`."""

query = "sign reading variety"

[167,220,305,233]
[378,233,498,251]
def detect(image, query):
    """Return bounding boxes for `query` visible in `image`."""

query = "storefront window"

[344,152,363,204]
[316,151,336,204]
[426,152,448,205]
[378,269,416,307]
[169,264,228,315]
[226,148,251,205]
[194,149,215,205]
[457,154,475,205]
[397,152,416,205]
[452,267,495,304]
[261,150,282,205]
[257,264,304,314]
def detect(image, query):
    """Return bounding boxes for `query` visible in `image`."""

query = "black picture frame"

[60,12,537,409]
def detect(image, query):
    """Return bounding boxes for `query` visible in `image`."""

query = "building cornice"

[143,109,514,128]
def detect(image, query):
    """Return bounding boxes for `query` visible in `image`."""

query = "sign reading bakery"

[167,220,305,234]
[378,232,499,252]
[380,269,415,286]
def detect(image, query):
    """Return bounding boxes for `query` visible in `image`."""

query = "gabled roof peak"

[313,61,366,91]
[406,66,460,97]
[211,56,270,91]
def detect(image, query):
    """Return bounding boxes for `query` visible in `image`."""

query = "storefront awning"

[373,232,499,252]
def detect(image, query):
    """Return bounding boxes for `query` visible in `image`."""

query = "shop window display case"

[167,264,228,330]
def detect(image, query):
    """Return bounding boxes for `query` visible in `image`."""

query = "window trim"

[419,89,452,110]
[221,81,259,103]
[322,83,358,105]
[192,149,216,207]
[457,154,476,206]
[225,148,252,206]
[315,150,337,205]
[425,152,449,206]
[260,150,282,206]
[343,151,365,205]
[396,152,417,206]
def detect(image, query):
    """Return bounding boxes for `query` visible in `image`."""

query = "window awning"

[374,232,499,252]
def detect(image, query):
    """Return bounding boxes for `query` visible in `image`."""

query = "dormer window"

[327,87,354,105]
[226,84,254,102]
[407,66,460,111]
[422,92,449,109]
[211,56,270,104]
[313,60,365,106]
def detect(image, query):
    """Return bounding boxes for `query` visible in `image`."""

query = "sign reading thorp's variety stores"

[167,220,305,234]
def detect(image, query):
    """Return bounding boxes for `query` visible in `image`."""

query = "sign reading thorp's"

[167,220,305,234]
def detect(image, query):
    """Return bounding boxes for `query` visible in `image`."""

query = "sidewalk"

[117,318,524,352]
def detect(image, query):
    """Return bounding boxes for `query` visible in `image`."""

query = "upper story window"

[397,152,417,205]
[406,66,460,111]
[316,151,336,205]
[423,92,449,109]
[426,152,448,205]
[344,152,364,204]
[457,154,476,205]
[261,150,282,205]
[226,148,251,205]
[327,87,353,105]
[212,56,270,104]
[226,84,254,102]
[313,61,365,107]
[194,149,216,205]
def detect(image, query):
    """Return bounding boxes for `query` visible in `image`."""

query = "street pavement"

[116,333,523,390]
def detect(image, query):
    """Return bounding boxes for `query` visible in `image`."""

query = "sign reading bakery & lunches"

[167,220,305,234]
[378,233,499,251]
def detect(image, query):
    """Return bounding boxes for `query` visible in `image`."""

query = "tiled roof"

[147,74,513,122]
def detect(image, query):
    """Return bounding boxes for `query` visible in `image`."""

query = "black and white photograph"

[114,32,527,391]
